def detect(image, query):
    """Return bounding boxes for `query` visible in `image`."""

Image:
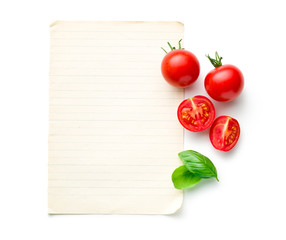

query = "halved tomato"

[177,95,215,132]
[209,116,240,151]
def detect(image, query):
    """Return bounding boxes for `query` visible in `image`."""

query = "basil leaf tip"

[178,150,219,181]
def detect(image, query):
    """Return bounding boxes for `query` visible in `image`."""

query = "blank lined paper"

[48,21,184,214]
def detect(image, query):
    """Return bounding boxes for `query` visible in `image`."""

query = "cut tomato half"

[177,95,215,132]
[209,116,240,151]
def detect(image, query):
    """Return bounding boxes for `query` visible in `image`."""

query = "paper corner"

[50,20,61,30]
[164,192,184,215]
[176,21,184,27]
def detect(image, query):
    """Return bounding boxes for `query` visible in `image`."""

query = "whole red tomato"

[161,40,200,88]
[204,52,244,102]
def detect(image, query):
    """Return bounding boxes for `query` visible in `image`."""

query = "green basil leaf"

[172,165,201,189]
[178,150,219,181]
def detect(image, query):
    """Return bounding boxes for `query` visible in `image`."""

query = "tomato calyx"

[161,39,184,54]
[206,51,223,68]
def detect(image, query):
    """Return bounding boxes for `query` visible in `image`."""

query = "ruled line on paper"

[48,187,173,189]
[50,57,162,61]
[51,53,163,56]
[49,140,181,144]
[48,156,176,159]
[50,97,181,100]
[48,164,175,166]
[50,102,178,105]
[51,45,172,48]
[51,38,179,40]
[52,90,181,92]
[48,178,170,182]
[48,194,179,197]
[52,30,182,33]
[49,119,177,122]
[49,74,162,77]
[49,171,173,174]
[49,135,181,137]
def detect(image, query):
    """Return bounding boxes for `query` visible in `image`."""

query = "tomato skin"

[209,116,240,152]
[177,95,215,132]
[204,64,244,102]
[161,49,200,88]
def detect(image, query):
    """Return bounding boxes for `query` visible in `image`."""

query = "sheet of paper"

[48,21,184,214]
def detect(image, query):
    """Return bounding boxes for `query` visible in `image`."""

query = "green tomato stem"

[178,39,182,49]
[167,42,174,51]
[206,51,223,68]
[161,47,168,54]
[161,39,184,54]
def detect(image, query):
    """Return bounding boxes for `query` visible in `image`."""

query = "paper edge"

[49,20,184,27]
[48,192,183,215]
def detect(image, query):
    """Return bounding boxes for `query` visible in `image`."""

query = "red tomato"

[161,41,200,88]
[209,116,240,151]
[204,52,244,102]
[177,95,215,132]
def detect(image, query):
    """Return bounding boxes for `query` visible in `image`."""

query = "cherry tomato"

[177,95,215,132]
[204,52,244,102]
[209,116,240,151]
[161,40,200,88]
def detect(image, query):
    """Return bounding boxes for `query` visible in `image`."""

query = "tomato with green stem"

[161,40,200,88]
[209,116,240,151]
[177,95,215,132]
[204,52,244,102]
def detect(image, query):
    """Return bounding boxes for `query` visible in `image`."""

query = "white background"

[0,0,285,239]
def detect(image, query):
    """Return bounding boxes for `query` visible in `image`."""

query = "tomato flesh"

[161,49,200,88]
[209,116,240,151]
[177,95,215,132]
